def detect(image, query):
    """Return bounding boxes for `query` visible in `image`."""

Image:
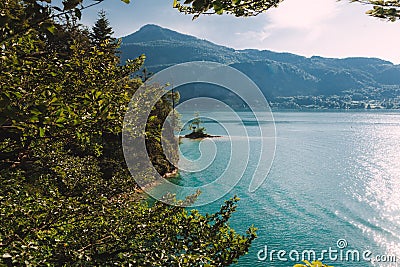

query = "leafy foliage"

[293,260,334,267]
[172,0,400,21]
[188,112,206,133]
[0,1,257,266]
[173,0,283,18]
[350,0,400,21]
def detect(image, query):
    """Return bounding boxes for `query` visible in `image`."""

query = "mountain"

[120,24,247,69]
[120,24,400,106]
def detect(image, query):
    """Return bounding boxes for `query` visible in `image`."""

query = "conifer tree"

[90,10,116,47]
[0,1,257,265]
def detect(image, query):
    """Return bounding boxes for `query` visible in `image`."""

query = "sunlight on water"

[325,112,400,265]
[154,111,400,266]
[354,120,400,258]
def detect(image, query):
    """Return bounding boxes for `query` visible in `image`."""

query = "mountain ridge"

[121,24,394,66]
[119,24,400,108]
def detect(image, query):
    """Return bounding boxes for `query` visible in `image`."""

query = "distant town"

[270,95,400,110]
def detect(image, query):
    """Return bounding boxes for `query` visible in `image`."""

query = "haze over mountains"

[120,24,400,109]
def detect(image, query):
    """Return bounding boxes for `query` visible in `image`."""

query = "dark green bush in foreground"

[0,0,256,265]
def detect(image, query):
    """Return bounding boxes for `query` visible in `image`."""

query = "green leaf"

[215,7,224,14]
[56,117,67,124]
[120,0,130,3]
[148,115,157,122]
[39,127,45,137]
[31,108,42,116]
[95,91,102,99]
[47,25,57,35]
[12,91,22,98]
[30,116,39,122]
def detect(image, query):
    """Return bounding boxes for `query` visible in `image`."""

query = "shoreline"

[134,167,179,195]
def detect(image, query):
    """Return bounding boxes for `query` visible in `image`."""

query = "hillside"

[120,24,400,109]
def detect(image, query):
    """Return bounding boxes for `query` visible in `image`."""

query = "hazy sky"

[80,0,400,64]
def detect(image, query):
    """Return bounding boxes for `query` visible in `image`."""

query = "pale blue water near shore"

[153,111,400,266]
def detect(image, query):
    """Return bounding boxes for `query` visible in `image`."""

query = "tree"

[90,10,115,45]
[1,0,257,265]
[349,0,400,21]
[0,0,127,45]
[173,0,400,21]
[188,112,206,133]
[173,0,283,18]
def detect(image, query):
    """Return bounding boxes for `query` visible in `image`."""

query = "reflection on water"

[350,119,400,258]
[152,111,400,266]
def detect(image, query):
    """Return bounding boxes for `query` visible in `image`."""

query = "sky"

[79,0,400,64]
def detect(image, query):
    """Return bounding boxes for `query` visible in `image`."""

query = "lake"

[152,111,400,266]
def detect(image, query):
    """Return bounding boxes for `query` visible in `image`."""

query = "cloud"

[79,0,400,64]
[230,0,343,49]
[267,0,341,29]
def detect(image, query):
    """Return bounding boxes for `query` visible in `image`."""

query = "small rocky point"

[183,132,220,139]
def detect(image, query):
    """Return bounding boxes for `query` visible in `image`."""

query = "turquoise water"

[154,111,400,266]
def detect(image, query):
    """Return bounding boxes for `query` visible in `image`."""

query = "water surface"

[154,111,400,266]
